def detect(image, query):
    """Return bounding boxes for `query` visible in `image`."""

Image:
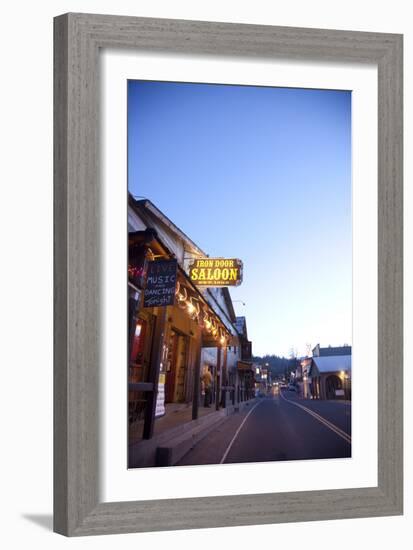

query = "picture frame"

[53,13,403,536]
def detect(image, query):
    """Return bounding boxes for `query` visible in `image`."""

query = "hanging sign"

[188,258,243,287]
[143,259,177,308]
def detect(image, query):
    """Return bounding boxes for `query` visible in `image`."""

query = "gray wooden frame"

[54,13,403,536]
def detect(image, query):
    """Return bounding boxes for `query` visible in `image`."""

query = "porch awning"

[237,361,254,371]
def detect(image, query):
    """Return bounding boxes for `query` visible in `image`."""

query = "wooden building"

[128,195,248,443]
[308,345,352,400]
[234,316,255,401]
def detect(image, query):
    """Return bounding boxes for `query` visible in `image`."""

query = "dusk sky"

[128,80,352,357]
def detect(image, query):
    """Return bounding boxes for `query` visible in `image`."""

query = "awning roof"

[128,229,233,343]
[311,355,352,374]
[237,361,254,371]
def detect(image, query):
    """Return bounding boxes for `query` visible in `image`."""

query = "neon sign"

[188,258,243,287]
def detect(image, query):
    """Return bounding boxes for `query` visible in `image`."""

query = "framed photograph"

[54,13,403,536]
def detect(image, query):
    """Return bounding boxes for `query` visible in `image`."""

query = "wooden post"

[142,307,167,440]
[222,346,228,408]
[128,289,142,360]
[215,346,221,411]
[192,336,202,420]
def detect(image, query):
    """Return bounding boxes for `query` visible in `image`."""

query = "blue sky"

[128,80,352,357]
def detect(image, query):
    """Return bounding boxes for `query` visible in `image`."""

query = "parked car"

[287,383,296,391]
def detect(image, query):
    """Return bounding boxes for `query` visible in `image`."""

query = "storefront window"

[131,319,146,366]
[129,317,148,425]
[165,331,188,403]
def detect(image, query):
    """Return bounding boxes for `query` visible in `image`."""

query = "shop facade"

[308,353,352,400]
[234,316,255,400]
[127,195,250,453]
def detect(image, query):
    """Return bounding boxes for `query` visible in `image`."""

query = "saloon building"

[127,195,253,465]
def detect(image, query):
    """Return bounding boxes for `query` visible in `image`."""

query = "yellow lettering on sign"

[189,259,242,286]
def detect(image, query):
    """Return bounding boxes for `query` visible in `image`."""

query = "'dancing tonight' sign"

[188,258,243,287]
[143,259,178,307]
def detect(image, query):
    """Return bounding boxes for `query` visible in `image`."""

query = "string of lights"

[174,281,230,346]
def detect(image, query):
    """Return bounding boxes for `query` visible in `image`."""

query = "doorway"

[165,329,189,403]
[128,312,155,423]
[325,374,342,400]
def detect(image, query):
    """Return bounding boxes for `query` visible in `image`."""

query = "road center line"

[280,391,351,445]
[220,400,263,464]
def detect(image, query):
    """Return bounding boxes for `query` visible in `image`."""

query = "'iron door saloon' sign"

[188,258,243,287]
[143,259,178,307]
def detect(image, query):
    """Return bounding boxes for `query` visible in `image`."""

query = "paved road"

[177,391,351,466]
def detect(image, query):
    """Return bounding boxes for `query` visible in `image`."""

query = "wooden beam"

[142,307,167,439]
[222,346,228,408]
[215,346,221,411]
[192,340,202,420]
[128,383,154,392]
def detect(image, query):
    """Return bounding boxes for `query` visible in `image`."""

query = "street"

[177,390,351,466]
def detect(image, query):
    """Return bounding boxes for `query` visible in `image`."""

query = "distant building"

[253,362,272,396]
[312,343,352,357]
[298,356,312,399]
[234,316,255,401]
[309,344,351,400]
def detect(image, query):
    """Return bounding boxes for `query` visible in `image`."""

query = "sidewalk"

[128,398,257,468]
[129,402,218,445]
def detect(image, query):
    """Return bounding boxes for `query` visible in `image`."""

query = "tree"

[252,354,291,379]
